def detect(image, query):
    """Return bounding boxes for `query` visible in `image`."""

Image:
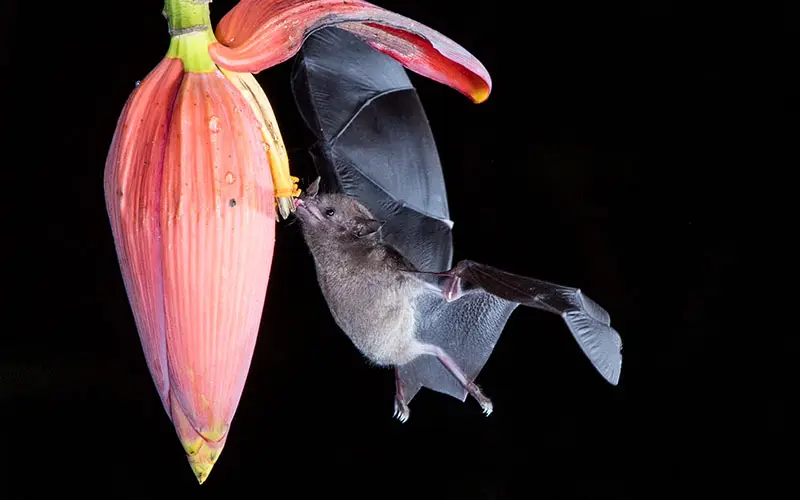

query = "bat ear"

[354,217,385,238]
[305,177,321,198]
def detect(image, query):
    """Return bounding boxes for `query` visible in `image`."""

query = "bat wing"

[398,291,520,403]
[291,27,453,273]
[398,260,622,405]
[418,260,623,386]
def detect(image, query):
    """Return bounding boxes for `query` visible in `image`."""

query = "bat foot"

[393,397,410,423]
[467,382,493,417]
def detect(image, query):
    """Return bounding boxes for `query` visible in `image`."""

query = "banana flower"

[104,0,491,484]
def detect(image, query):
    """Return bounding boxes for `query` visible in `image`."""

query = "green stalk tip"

[164,0,217,73]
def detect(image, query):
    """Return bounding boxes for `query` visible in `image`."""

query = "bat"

[294,180,623,422]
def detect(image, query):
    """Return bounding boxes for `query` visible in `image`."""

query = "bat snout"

[294,199,325,223]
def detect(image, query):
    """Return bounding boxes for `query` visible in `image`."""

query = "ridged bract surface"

[104,57,276,479]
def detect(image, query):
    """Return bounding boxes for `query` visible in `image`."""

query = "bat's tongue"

[294,198,304,209]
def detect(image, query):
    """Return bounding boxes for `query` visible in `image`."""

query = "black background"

[2,1,788,498]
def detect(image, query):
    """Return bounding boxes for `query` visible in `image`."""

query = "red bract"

[210,0,492,103]
[105,56,277,482]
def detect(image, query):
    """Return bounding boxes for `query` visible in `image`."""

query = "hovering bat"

[294,182,623,422]
[290,28,622,419]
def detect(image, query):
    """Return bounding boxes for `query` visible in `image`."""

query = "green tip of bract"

[187,446,220,484]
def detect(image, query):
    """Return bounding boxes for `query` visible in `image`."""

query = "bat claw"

[393,398,410,424]
[466,382,493,417]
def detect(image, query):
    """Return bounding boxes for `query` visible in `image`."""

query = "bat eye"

[325,208,335,217]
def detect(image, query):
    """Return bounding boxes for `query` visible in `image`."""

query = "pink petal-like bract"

[104,56,276,480]
[210,0,492,103]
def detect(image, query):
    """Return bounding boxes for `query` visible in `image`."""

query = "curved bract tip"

[209,0,492,103]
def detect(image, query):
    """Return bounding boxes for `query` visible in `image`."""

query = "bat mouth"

[294,198,324,223]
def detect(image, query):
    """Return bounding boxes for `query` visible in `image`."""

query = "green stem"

[164,0,217,73]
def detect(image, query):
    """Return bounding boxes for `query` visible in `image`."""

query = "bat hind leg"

[417,343,493,416]
[393,367,410,423]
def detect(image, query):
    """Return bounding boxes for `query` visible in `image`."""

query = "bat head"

[295,177,385,239]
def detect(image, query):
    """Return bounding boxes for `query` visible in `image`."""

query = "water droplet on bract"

[209,115,220,134]
[135,80,141,87]
[225,172,235,184]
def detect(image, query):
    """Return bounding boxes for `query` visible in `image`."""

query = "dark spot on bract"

[229,199,236,207]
